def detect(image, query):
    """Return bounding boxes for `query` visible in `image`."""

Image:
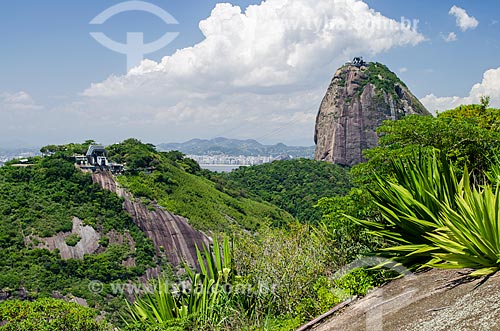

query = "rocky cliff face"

[26,217,103,260]
[92,171,210,268]
[314,62,430,166]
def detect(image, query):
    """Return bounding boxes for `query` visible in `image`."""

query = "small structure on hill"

[351,56,366,67]
[75,145,124,174]
[86,145,108,167]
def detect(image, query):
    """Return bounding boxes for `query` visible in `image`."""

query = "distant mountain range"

[158,137,315,158]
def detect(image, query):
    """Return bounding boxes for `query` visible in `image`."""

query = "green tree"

[480,95,490,110]
[355,105,500,183]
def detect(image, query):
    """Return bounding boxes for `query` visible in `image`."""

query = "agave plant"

[126,236,234,327]
[426,175,500,277]
[189,234,233,284]
[125,278,187,325]
[352,150,500,277]
[348,151,458,267]
[183,235,233,325]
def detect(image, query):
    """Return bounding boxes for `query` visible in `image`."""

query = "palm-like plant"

[352,151,500,277]
[126,236,234,327]
[427,176,500,277]
[125,278,187,324]
[348,151,457,267]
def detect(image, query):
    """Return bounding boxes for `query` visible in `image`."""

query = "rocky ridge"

[92,171,210,268]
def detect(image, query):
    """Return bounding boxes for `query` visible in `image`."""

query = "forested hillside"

[108,139,295,230]
[217,159,353,223]
[0,149,155,322]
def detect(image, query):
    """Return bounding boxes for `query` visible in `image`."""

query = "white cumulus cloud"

[442,32,457,42]
[449,5,479,31]
[420,67,500,114]
[79,0,425,145]
[0,91,43,111]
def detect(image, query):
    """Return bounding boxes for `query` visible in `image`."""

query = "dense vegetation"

[108,139,294,231]
[0,139,375,330]
[123,230,386,331]
[0,149,155,322]
[332,102,500,275]
[0,298,112,331]
[3,102,500,330]
[357,102,500,181]
[358,62,408,98]
[218,159,352,223]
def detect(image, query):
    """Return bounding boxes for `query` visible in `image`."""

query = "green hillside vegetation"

[0,150,155,321]
[358,62,407,97]
[0,298,112,331]
[0,139,375,330]
[354,102,500,183]
[122,229,386,331]
[108,139,294,230]
[215,159,352,223]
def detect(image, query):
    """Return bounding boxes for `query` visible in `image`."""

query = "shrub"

[98,236,109,247]
[65,234,81,247]
[0,298,112,331]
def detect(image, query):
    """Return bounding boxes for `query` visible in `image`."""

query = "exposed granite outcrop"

[92,171,210,268]
[26,217,101,260]
[300,269,500,331]
[314,62,430,166]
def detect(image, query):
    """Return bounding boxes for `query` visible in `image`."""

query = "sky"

[1,0,500,148]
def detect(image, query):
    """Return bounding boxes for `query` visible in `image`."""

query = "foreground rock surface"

[314,62,430,166]
[303,269,500,331]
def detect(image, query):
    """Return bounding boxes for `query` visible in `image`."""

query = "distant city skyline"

[1,0,500,147]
